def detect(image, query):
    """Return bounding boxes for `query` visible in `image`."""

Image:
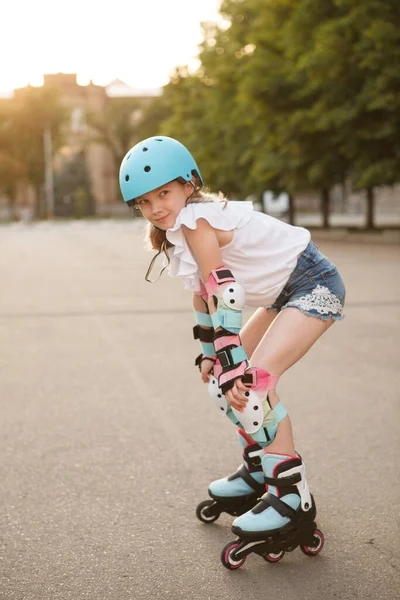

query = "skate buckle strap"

[253,492,297,519]
[244,445,264,471]
[263,472,301,487]
[278,464,312,512]
[227,464,263,493]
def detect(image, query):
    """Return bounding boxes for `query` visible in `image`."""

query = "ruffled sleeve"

[166,201,254,291]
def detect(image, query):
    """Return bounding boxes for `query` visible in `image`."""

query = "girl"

[119,136,345,566]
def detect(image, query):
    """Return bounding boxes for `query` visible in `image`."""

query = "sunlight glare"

[0,0,225,94]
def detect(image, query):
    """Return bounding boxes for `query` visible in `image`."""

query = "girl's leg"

[250,307,334,456]
[200,310,279,521]
[227,308,336,545]
[240,307,278,358]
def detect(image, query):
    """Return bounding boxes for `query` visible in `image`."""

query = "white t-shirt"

[166,201,310,307]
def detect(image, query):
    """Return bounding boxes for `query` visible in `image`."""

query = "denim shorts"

[267,242,346,321]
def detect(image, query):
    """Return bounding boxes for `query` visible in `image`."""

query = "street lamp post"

[43,125,54,219]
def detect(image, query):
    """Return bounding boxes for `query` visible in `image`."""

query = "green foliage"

[136,95,171,140]
[85,97,147,168]
[0,86,67,216]
[53,151,93,217]
[153,0,400,226]
[8,86,66,186]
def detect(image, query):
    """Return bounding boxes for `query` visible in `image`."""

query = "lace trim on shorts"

[285,284,343,316]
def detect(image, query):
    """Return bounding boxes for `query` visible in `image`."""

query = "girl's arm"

[182,218,223,284]
[192,290,216,383]
[183,219,248,410]
[182,219,227,320]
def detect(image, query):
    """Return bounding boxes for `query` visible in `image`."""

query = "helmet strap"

[145,240,170,283]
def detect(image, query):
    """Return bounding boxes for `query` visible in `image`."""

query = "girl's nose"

[152,203,162,215]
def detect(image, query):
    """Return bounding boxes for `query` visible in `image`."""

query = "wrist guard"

[193,310,215,357]
[195,353,217,371]
[205,267,245,334]
[213,330,248,393]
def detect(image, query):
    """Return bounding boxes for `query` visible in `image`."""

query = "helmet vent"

[125,175,130,181]
[155,138,163,141]
[144,166,151,172]
[143,147,148,152]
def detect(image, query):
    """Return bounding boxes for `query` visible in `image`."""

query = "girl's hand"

[200,358,215,383]
[225,378,249,412]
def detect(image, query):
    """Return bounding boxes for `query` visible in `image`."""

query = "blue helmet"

[119,136,203,202]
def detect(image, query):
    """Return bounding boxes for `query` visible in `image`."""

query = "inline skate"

[221,453,324,569]
[196,429,265,524]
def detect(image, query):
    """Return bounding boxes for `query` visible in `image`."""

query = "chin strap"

[144,240,170,283]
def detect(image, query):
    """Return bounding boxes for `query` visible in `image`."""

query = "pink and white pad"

[231,390,264,434]
[208,374,228,416]
[194,281,208,303]
[205,266,235,298]
[245,367,280,392]
[230,367,280,435]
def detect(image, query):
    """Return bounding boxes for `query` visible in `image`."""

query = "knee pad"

[231,367,287,447]
[208,374,228,415]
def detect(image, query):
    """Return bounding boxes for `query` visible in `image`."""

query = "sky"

[0,0,224,95]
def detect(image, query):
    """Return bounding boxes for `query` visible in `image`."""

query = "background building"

[0,73,160,220]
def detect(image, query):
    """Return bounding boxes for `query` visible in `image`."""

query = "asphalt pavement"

[0,220,399,600]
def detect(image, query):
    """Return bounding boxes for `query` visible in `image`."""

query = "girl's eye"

[160,190,168,197]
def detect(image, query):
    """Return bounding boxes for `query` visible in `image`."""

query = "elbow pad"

[205,267,246,334]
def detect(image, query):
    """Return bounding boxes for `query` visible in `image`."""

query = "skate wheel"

[300,528,325,556]
[196,499,220,524]
[263,551,285,563]
[221,541,246,570]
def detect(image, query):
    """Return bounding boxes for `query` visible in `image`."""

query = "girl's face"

[135,180,193,230]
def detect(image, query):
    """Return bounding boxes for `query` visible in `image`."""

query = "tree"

[86,97,154,168]
[151,0,400,228]
[282,0,400,228]
[2,85,67,218]
[53,151,93,217]
[0,103,26,219]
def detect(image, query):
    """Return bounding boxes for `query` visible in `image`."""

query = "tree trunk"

[7,192,17,221]
[321,188,330,229]
[33,184,42,219]
[288,194,295,225]
[366,187,376,230]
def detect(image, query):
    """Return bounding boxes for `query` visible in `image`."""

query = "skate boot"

[196,429,265,524]
[221,453,324,569]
